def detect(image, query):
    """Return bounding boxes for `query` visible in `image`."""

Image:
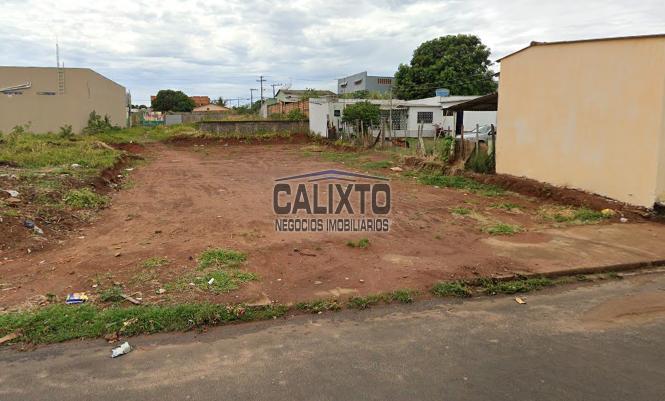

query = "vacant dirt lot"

[2,141,665,310]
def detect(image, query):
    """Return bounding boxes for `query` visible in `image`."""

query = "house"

[338,72,394,95]
[193,103,229,112]
[496,34,665,208]
[267,89,335,118]
[309,96,496,138]
[0,66,127,133]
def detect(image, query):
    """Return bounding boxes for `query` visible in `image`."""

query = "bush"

[83,111,115,135]
[286,109,307,121]
[63,188,109,209]
[58,124,74,139]
[465,148,494,173]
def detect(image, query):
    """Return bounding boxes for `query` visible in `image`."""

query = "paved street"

[2,272,665,401]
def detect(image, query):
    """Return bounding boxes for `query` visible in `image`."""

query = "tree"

[151,90,195,112]
[341,101,380,127]
[393,34,497,100]
[213,96,226,106]
[286,108,307,121]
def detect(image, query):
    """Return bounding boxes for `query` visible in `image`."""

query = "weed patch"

[99,286,124,303]
[539,206,608,224]
[483,223,523,235]
[417,173,504,196]
[347,238,370,248]
[198,248,247,269]
[451,207,471,216]
[296,299,342,313]
[480,277,554,295]
[431,281,472,297]
[142,257,170,269]
[0,303,287,344]
[63,188,109,209]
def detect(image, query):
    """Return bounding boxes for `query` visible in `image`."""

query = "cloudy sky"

[2,0,664,105]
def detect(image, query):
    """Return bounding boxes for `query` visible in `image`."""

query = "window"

[333,110,341,117]
[377,78,392,85]
[417,112,433,124]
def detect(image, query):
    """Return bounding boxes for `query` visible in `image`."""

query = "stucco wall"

[0,67,126,133]
[197,120,309,135]
[497,37,665,208]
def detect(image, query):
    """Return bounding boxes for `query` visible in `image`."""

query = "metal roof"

[497,33,665,62]
[444,92,498,112]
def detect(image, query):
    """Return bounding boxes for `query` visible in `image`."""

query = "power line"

[256,75,267,103]
[270,82,282,98]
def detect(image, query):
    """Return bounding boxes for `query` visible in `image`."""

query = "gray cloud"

[1,0,663,104]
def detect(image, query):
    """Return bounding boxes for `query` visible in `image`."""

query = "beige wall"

[497,37,665,208]
[0,67,127,133]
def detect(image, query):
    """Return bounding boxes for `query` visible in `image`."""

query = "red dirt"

[0,141,662,311]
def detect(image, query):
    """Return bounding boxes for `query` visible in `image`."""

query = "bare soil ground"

[2,141,665,310]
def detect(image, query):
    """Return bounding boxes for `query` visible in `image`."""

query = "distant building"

[274,89,335,103]
[337,71,394,95]
[0,66,127,133]
[309,96,495,138]
[193,103,229,112]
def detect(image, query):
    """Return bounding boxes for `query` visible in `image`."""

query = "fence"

[267,100,309,117]
[197,120,309,135]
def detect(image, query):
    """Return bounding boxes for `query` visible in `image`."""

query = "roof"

[444,93,498,112]
[276,89,335,96]
[497,33,665,62]
[405,96,479,107]
[0,66,125,89]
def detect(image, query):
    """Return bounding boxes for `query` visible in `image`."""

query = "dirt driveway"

[2,142,665,309]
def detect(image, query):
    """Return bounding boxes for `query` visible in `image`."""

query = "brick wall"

[267,100,309,116]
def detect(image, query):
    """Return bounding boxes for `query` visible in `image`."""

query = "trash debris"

[156,288,166,294]
[208,278,215,285]
[601,208,616,217]
[23,219,35,229]
[125,168,134,171]
[120,293,141,305]
[314,280,322,285]
[515,297,526,304]
[0,332,20,345]
[3,189,19,197]
[390,167,403,172]
[359,279,365,283]
[620,217,628,223]
[114,252,122,257]
[33,225,44,235]
[111,342,132,358]
[70,163,81,169]
[66,292,89,304]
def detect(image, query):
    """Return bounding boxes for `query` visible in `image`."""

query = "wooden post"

[475,123,480,155]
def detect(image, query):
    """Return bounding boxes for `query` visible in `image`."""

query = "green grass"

[0,133,121,173]
[197,248,247,269]
[431,281,472,297]
[295,299,342,313]
[63,188,109,209]
[362,160,392,170]
[99,286,125,303]
[480,277,554,295]
[483,223,523,235]
[540,206,609,224]
[451,207,471,216]
[347,290,417,309]
[141,256,170,269]
[346,238,370,248]
[0,303,287,344]
[194,270,258,294]
[416,173,504,196]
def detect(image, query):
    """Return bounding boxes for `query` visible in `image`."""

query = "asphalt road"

[2,272,665,401]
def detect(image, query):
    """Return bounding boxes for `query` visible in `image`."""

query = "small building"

[338,72,394,95]
[309,96,496,138]
[193,104,229,112]
[0,66,127,133]
[496,34,665,208]
[268,89,335,118]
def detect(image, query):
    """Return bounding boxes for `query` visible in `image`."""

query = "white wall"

[308,100,329,137]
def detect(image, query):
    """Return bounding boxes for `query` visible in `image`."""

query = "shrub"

[58,124,74,139]
[286,109,307,121]
[63,188,109,209]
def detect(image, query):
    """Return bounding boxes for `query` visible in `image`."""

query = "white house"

[309,96,496,139]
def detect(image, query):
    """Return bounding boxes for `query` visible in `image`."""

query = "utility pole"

[256,75,267,103]
[250,89,258,107]
[270,82,282,98]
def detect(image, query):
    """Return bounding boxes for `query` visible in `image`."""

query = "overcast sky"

[2,0,664,105]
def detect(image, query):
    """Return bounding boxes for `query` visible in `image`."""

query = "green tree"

[151,90,195,112]
[286,108,307,121]
[213,96,226,106]
[393,34,497,100]
[341,101,380,127]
